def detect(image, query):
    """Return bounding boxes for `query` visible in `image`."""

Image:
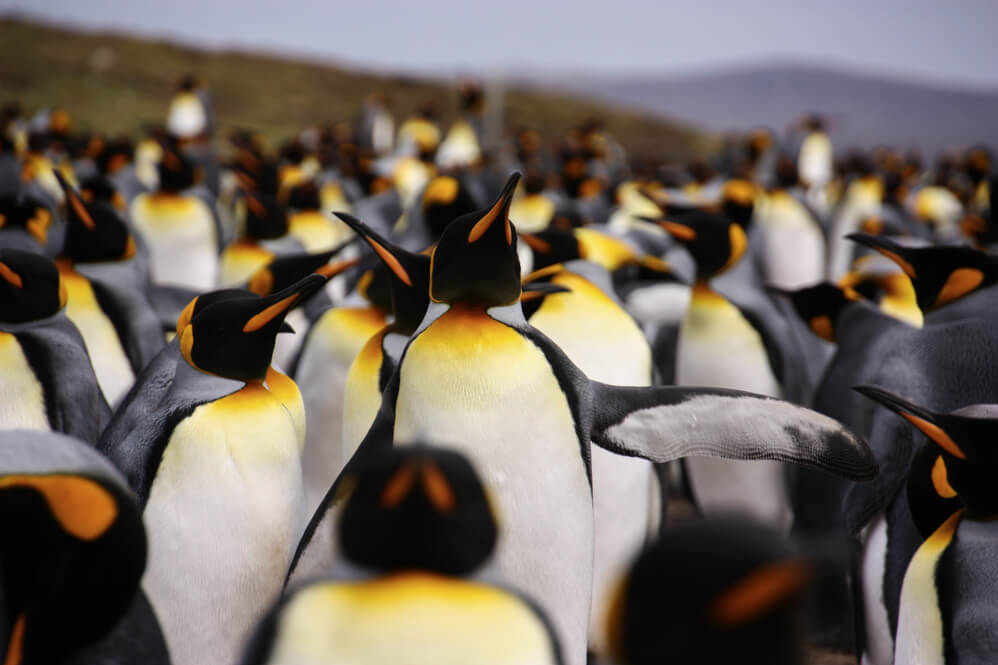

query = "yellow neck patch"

[931,456,957,499]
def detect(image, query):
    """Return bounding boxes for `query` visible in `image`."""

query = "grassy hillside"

[0,17,714,161]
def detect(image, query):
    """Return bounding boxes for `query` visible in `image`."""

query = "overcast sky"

[5,0,998,89]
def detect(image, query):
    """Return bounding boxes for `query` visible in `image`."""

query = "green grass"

[0,16,715,161]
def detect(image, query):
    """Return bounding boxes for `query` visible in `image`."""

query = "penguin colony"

[0,77,995,665]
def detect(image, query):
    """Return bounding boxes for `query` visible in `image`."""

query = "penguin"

[519,231,661,658]
[101,274,326,665]
[241,445,562,665]
[290,173,876,665]
[854,387,998,665]
[0,192,51,253]
[847,232,998,321]
[285,181,354,252]
[129,143,220,290]
[827,165,883,280]
[247,248,360,372]
[0,429,169,665]
[0,248,109,443]
[53,171,163,405]
[166,75,212,141]
[220,191,304,287]
[658,211,794,531]
[606,517,811,665]
[333,214,431,487]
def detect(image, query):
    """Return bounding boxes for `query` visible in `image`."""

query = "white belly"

[394,310,592,665]
[0,332,51,431]
[893,512,961,665]
[860,513,894,665]
[142,385,305,665]
[131,194,219,291]
[677,293,792,531]
[296,308,386,516]
[758,195,825,289]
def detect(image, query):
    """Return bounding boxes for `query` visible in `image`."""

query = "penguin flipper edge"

[589,382,877,481]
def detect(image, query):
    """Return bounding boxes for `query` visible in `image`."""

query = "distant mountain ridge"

[536,63,998,157]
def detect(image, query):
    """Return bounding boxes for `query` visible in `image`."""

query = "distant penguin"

[219,190,302,287]
[855,387,998,665]
[756,160,826,289]
[242,446,563,665]
[660,211,794,531]
[290,173,876,665]
[130,143,220,290]
[827,168,883,280]
[53,171,163,405]
[606,517,811,665]
[0,192,52,253]
[285,181,355,252]
[102,275,326,665]
[0,249,109,443]
[0,429,169,665]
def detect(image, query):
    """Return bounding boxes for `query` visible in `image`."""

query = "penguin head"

[243,192,289,240]
[720,179,756,228]
[179,274,326,382]
[848,233,998,313]
[156,142,197,192]
[247,247,359,298]
[519,228,584,271]
[855,386,998,519]
[54,170,135,263]
[658,211,747,280]
[334,212,431,335]
[420,175,481,240]
[607,517,809,665]
[338,445,498,576]
[0,193,52,247]
[352,259,394,312]
[0,249,66,324]
[429,172,522,306]
[771,282,858,342]
[905,441,963,540]
[0,430,147,664]
[174,288,258,339]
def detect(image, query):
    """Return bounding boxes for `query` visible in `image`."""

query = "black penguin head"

[770,282,857,343]
[519,228,584,271]
[247,247,359,298]
[0,430,147,664]
[338,445,498,576]
[243,192,289,240]
[0,250,66,324]
[905,441,963,540]
[848,233,998,313]
[334,212,431,335]
[156,142,197,192]
[54,170,135,263]
[0,194,52,247]
[658,211,748,280]
[720,179,756,228]
[420,175,481,240]
[607,517,809,665]
[429,172,522,306]
[855,386,998,519]
[179,274,326,381]
[173,288,260,339]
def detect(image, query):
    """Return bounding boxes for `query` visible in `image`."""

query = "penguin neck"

[690,279,725,305]
[416,299,527,334]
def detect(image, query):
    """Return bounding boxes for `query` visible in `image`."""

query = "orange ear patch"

[931,456,958,499]
[0,262,23,288]
[421,463,455,512]
[934,268,984,309]
[0,475,117,540]
[243,294,297,333]
[901,413,967,461]
[710,559,810,627]
[380,464,416,508]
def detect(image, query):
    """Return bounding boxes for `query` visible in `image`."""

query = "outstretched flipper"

[590,381,877,480]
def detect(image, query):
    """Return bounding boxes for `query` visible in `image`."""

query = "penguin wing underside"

[14,317,111,445]
[589,381,877,481]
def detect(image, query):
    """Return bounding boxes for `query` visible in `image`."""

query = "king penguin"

[0,248,109,443]
[53,170,163,405]
[290,172,876,665]
[103,274,326,665]
[242,445,563,665]
[659,210,794,531]
[855,387,998,665]
[0,192,52,253]
[0,429,169,665]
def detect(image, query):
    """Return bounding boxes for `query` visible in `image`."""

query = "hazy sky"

[6,0,998,89]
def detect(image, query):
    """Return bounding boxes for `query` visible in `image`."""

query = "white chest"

[0,332,51,431]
